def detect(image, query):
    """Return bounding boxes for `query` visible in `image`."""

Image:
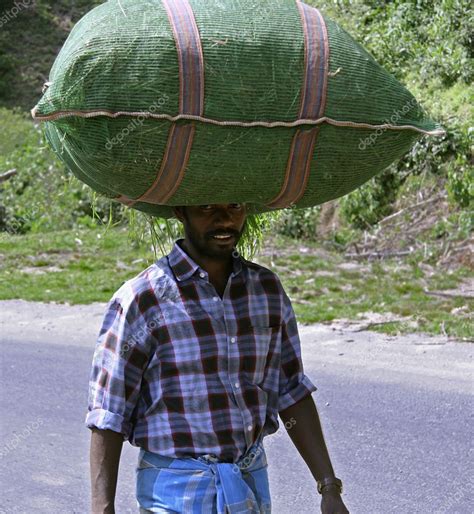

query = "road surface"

[0,300,472,513]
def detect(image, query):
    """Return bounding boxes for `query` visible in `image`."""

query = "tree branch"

[0,169,17,183]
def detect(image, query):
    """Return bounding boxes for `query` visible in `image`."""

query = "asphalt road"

[0,300,473,514]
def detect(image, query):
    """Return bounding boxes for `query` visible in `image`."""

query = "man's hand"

[320,488,350,513]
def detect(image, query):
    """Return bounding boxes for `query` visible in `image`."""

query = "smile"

[211,234,235,242]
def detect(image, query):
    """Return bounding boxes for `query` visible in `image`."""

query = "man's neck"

[179,239,233,283]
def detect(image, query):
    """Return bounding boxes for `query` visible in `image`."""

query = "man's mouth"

[210,233,235,242]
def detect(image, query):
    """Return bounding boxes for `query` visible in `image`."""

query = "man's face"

[173,203,247,260]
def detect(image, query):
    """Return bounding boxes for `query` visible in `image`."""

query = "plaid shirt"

[85,238,317,462]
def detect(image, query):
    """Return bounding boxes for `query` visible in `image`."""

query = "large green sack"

[31,0,444,219]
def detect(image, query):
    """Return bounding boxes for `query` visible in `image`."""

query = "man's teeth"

[214,234,232,239]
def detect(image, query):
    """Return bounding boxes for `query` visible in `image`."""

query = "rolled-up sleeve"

[85,297,152,440]
[278,291,317,412]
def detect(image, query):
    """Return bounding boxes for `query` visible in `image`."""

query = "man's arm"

[279,393,336,485]
[86,298,153,512]
[276,287,350,512]
[279,394,351,512]
[90,428,124,514]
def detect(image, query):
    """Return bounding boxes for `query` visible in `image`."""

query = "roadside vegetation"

[1,226,472,341]
[0,0,472,341]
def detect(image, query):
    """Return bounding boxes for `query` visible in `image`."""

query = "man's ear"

[172,206,185,222]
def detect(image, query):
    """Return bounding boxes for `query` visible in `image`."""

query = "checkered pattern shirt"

[85,238,317,462]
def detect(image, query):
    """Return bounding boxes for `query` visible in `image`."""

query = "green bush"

[312,0,473,87]
[447,154,473,208]
[0,0,104,111]
[272,206,321,241]
[339,167,403,229]
[0,108,123,234]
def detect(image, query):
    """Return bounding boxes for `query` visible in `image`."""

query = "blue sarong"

[136,437,271,513]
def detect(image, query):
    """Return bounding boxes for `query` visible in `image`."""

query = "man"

[86,203,349,514]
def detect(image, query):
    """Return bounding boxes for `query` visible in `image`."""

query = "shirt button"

[213,296,219,301]
[247,425,252,431]
[199,272,205,278]
[230,337,236,343]
[235,382,240,388]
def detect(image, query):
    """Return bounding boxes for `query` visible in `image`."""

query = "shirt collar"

[167,238,243,282]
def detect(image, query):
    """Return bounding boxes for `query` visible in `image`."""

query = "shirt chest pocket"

[238,325,278,385]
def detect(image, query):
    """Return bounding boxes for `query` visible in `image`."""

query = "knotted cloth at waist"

[136,438,271,513]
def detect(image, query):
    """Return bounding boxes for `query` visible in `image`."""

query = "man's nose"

[212,207,236,226]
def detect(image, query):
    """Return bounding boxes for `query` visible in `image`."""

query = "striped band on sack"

[162,0,205,116]
[116,0,204,207]
[137,124,196,203]
[266,1,329,209]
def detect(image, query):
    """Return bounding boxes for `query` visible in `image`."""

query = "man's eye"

[230,203,242,209]
[199,205,213,210]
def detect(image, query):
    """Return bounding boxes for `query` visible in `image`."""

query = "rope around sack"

[31,102,445,136]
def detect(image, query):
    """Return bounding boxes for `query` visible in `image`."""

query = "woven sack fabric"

[31,0,444,219]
